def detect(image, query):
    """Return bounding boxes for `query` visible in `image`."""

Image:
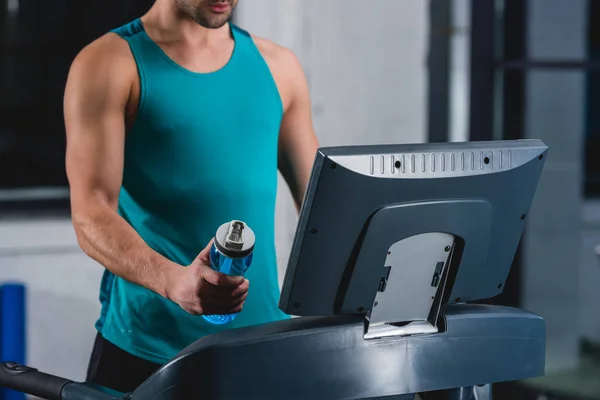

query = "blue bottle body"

[202,223,254,325]
[209,243,253,277]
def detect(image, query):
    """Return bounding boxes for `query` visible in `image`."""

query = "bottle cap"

[214,220,255,259]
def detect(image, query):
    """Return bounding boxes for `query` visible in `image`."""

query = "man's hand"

[165,242,249,315]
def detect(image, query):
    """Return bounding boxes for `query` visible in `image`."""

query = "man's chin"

[195,16,231,29]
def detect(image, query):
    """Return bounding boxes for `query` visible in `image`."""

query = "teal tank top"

[97,19,289,364]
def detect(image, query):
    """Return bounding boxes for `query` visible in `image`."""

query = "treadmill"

[0,139,548,399]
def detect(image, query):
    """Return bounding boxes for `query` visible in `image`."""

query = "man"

[63,0,318,393]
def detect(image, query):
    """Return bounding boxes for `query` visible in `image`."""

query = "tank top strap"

[111,18,144,38]
[230,24,260,55]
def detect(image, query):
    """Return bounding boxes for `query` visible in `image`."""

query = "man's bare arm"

[64,34,180,298]
[276,50,320,211]
[65,35,247,314]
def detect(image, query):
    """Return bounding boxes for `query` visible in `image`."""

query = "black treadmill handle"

[0,361,72,400]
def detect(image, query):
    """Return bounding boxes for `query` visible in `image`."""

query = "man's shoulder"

[249,34,287,56]
[65,33,137,101]
[71,33,136,76]
[247,33,301,71]
[243,32,306,95]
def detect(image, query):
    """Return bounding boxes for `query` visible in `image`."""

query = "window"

[584,0,600,197]
[0,0,154,211]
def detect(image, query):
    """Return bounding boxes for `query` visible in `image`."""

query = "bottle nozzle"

[225,220,245,250]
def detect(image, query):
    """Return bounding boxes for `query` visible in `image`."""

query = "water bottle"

[202,220,255,325]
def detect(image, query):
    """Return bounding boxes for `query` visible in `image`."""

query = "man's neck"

[143,1,231,46]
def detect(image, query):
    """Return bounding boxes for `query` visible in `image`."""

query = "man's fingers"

[203,303,245,315]
[194,239,214,264]
[230,291,248,305]
[199,290,248,308]
[202,279,249,298]
[202,268,245,288]
[184,292,247,315]
[199,283,248,300]
[231,280,249,297]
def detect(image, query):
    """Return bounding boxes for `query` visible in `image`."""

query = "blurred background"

[0,0,598,399]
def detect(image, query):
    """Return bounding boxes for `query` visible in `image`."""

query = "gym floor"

[522,354,600,400]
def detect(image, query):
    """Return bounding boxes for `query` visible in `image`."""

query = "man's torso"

[96,18,291,364]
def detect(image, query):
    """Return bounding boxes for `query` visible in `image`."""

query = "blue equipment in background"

[0,283,26,400]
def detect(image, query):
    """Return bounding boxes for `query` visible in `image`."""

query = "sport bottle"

[202,220,254,325]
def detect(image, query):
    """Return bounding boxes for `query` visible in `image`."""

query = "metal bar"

[496,0,527,312]
[500,0,527,142]
[468,0,495,141]
[498,60,600,70]
[427,0,451,143]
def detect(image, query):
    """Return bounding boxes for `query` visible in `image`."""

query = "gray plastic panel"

[367,232,454,327]
[328,140,544,179]
[129,305,545,400]
[341,200,491,315]
[280,140,547,316]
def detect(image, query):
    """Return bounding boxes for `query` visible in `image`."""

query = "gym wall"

[234,0,429,285]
